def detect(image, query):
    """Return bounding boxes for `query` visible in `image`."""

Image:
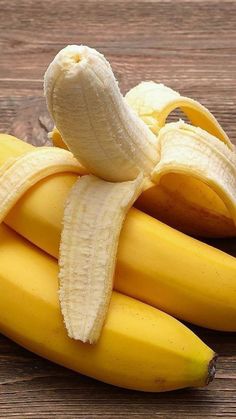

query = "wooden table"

[0,0,236,416]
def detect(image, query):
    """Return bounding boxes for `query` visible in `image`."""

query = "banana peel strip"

[50,80,236,230]
[0,147,85,223]
[125,81,232,149]
[59,173,144,343]
[152,122,236,225]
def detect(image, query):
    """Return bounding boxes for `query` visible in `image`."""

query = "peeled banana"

[43,45,236,341]
[2,134,236,332]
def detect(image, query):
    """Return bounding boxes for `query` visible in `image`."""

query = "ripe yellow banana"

[2,134,236,332]
[0,223,216,392]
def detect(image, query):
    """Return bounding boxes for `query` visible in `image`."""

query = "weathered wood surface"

[0,0,235,417]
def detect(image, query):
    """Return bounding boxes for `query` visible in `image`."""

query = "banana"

[44,45,159,182]
[2,134,236,332]
[44,46,236,341]
[0,223,216,392]
[59,174,143,342]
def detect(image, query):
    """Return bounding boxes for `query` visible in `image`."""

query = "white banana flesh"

[44,45,159,182]
[126,81,232,148]
[152,122,236,224]
[0,147,84,223]
[59,174,144,343]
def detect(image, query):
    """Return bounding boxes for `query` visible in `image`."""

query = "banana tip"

[206,354,218,385]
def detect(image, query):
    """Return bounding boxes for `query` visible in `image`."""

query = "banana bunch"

[0,44,235,392]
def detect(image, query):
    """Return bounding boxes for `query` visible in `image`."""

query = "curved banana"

[152,121,236,224]
[0,224,216,392]
[59,174,143,342]
[44,45,159,182]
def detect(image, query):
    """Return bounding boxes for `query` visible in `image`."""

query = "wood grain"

[0,0,236,417]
